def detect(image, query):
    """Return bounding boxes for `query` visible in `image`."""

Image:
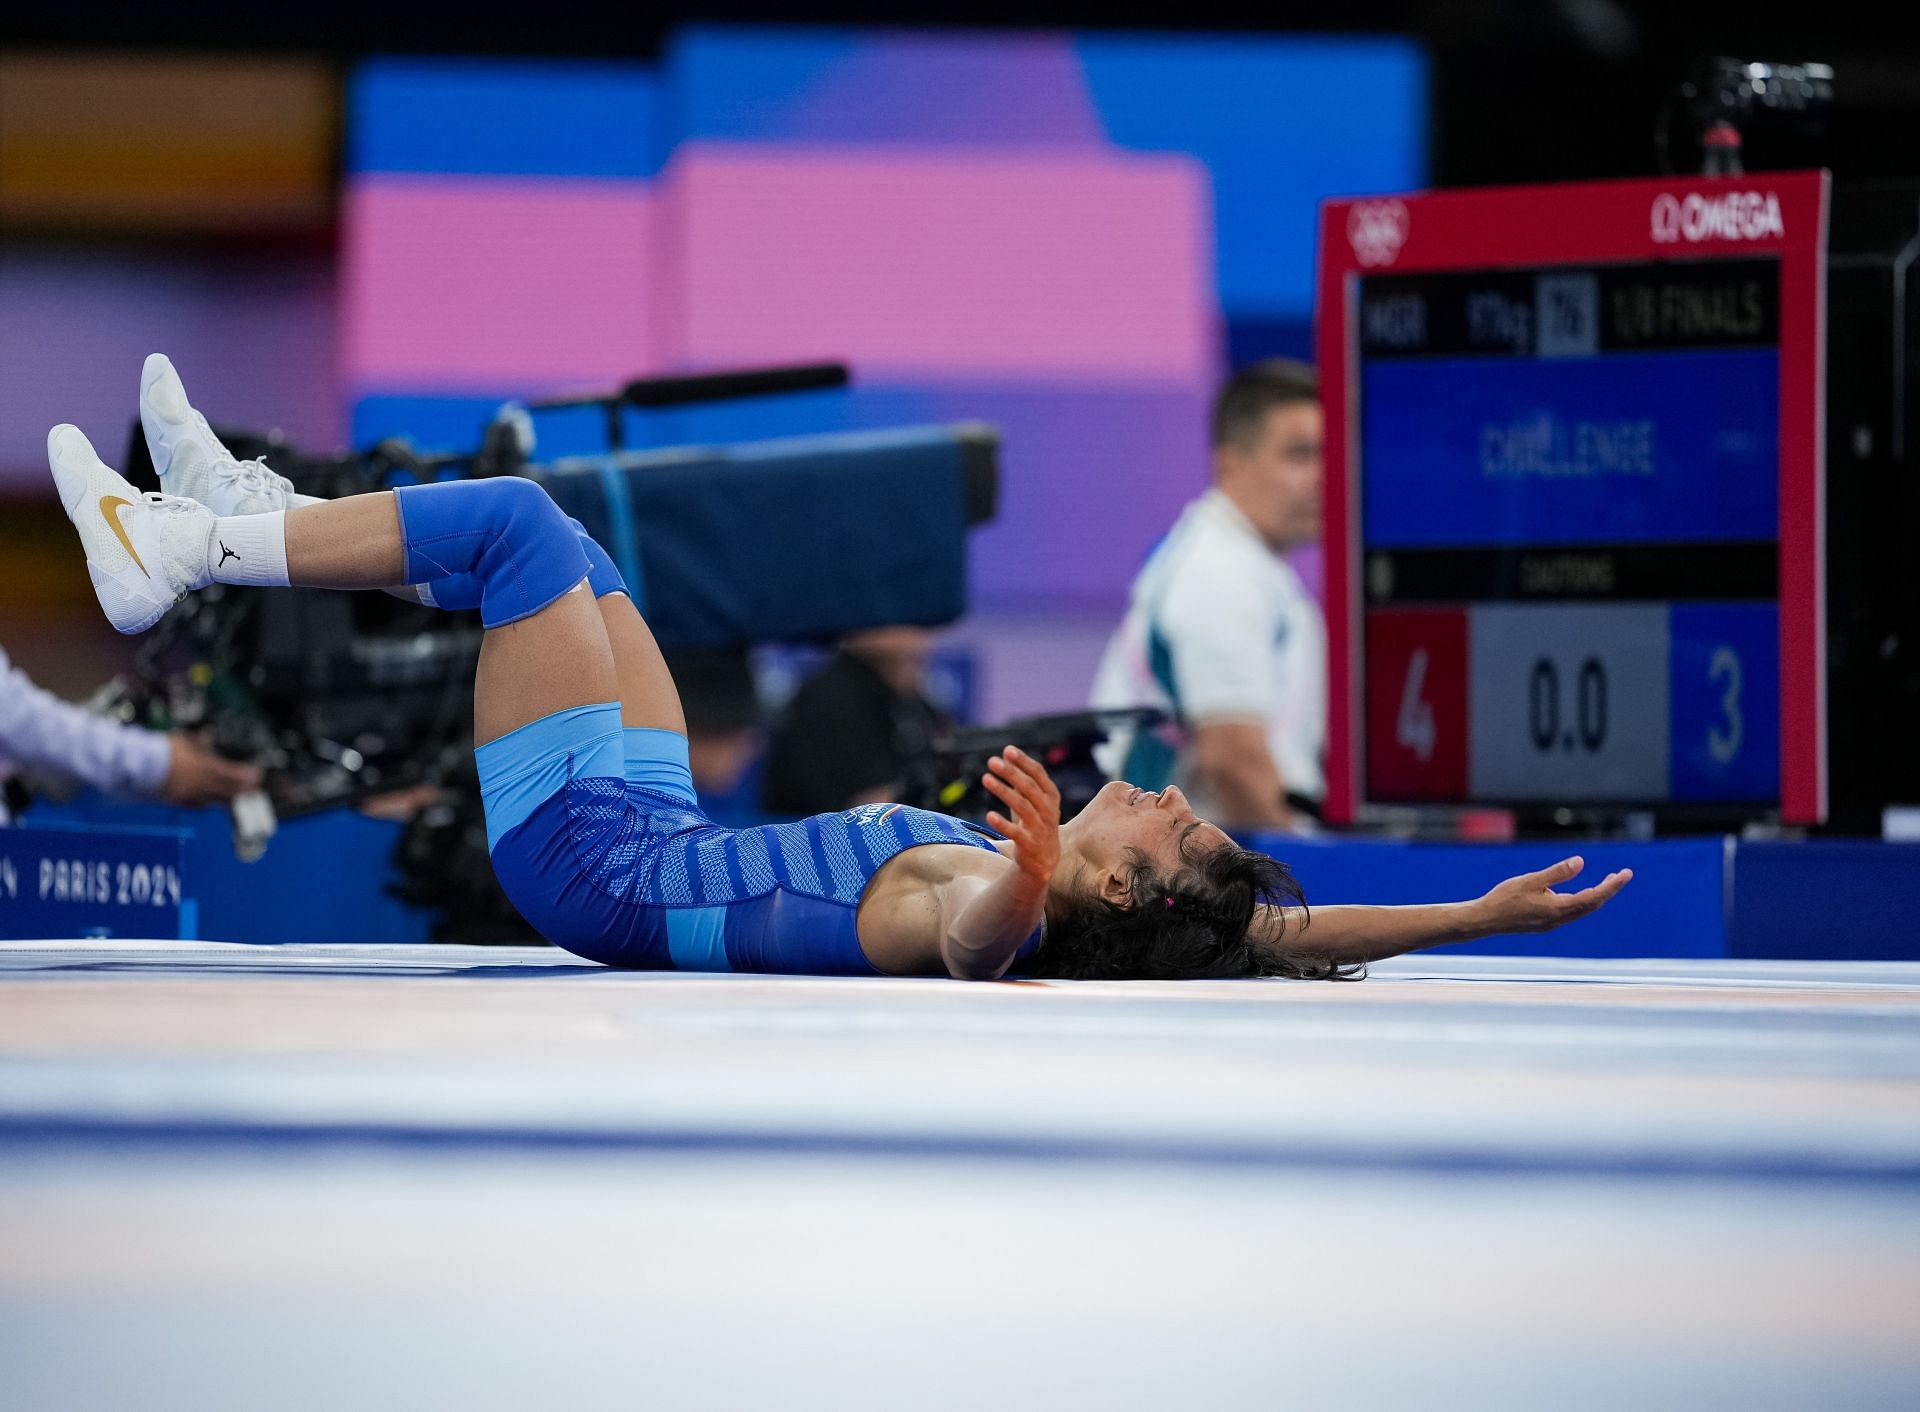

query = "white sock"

[208,511,290,586]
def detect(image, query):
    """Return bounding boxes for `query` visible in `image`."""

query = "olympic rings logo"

[1347,199,1410,268]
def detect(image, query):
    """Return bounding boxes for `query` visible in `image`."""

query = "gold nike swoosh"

[99,496,149,577]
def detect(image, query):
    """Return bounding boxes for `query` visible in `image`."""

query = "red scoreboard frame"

[1316,172,1830,825]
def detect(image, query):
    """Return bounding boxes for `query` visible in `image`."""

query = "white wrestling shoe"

[140,352,302,516]
[49,424,214,635]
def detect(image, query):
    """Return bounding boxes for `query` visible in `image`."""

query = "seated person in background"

[0,640,259,823]
[762,627,950,816]
[1091,359,1325,834]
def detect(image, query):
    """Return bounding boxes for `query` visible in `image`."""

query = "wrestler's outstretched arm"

[936,745,1061,981]
[1255,856,1633,966]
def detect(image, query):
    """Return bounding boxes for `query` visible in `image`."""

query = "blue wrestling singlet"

[478,702,1041,975]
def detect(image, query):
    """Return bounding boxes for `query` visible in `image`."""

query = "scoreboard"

[1317,174,1829,824]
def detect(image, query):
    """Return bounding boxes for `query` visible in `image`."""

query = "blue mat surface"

[3,942,1916,1410]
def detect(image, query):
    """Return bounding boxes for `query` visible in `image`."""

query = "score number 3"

[1708,645,1743,765]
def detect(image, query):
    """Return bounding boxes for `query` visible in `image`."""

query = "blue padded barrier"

[20,794,1913,959]
[22,800,430,945]
[0,823,193,940]
[1246,834,1920,962]
[1730,841,1920,961]
[1241,835,1729,959]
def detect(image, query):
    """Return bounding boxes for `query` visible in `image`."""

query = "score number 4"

[1397,648,1437,762]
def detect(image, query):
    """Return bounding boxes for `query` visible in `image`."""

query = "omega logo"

[1651,190,1786,244]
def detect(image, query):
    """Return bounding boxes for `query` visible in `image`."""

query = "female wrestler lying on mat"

[46,356,1631,981]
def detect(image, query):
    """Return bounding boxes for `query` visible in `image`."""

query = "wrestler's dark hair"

[1031,832,1360,982]
[1211,358,1319,451]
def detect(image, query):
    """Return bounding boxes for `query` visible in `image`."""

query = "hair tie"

[1165,897,1176,909]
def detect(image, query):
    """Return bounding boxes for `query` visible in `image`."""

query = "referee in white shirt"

[1091,359,1325,832]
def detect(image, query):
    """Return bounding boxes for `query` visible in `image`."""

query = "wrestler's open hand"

[1474,856,1632,934]
[982,745,1061,890]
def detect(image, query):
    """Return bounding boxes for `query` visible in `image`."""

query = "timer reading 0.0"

[1469,604,1669,802]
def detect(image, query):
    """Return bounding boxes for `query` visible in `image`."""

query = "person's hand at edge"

[161,733,262,807]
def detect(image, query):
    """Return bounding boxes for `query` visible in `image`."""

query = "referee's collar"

[1198,487,1274,554]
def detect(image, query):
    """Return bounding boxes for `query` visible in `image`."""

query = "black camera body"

[1691,58,1835,176]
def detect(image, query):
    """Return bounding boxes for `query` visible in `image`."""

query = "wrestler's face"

[1057,781,1233,904]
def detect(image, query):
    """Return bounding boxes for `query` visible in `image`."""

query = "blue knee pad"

[574,521,630,600]
[414,511,626,612]
[394,478,588,628]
